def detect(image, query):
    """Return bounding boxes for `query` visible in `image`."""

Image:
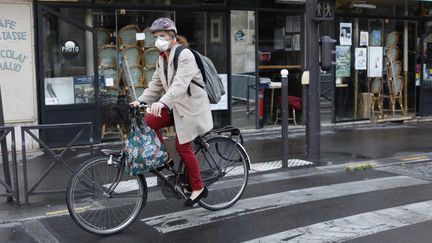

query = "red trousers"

[145,109,203,191]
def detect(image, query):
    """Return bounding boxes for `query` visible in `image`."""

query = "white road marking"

[242,200,432,243]
[142,176,428,233]
[105,160,313,192]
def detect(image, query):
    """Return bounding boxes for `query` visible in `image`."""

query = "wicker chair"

[386,31,399,47]
[121,46,141,66]
[99,45,117,67]
[388,60,402,79]
[370,78,383,117]
[142,27,155,48]
[143,66,155,87]
[386,46,399,63]
[96,28,111,49]
[143,48,159,67]
[100,66,119,88]
[123,64,144,86]
[119,25,140,47]
[388,75,404,115]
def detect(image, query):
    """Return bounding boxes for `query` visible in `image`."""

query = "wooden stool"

[101,124,123,139]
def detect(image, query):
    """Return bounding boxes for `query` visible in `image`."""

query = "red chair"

[274,96,302,125]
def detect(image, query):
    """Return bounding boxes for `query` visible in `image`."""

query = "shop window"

[42,11,97,105]
[334,18,417,122]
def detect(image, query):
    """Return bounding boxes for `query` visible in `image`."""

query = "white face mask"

[155,37,171,51]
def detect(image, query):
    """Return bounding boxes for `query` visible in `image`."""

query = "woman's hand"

[149,102,166,117]
[129,101,140,107]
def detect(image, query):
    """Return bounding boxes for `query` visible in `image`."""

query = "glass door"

[230,10,257,129]
[420,31,432,116]
[257,11,303,127]
[38,5,99,146]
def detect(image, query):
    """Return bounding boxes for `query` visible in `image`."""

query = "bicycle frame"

[103,125,250,201]
[151,162,190,200]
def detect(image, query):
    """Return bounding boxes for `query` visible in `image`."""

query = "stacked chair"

[385,31,404,115]
[96,23,168,139]
[141,27,158,88]
[369,77,383,117]
[97,31,123,139]
[119,24,147,98]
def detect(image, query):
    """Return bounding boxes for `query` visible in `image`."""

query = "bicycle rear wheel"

[66,156,147,235]
[195,137,249,210]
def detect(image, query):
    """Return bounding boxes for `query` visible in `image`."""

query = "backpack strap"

[173,45,186,71]
[173,46,205,97]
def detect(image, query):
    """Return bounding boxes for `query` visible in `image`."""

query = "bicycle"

[66,106,250,235]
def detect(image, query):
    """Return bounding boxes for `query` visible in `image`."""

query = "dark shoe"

[183,187,208,207]
[156,158,174,172]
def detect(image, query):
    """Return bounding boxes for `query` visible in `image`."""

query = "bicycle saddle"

[101,149,122,158]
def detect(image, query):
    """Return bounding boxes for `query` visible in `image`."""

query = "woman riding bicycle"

[130,17,212,207]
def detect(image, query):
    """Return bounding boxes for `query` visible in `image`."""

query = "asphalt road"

[4,161,432,243]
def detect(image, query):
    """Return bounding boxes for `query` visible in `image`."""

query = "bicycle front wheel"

[195,137,249,210]
[66,156,147,235]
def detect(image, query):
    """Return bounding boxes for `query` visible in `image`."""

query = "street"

[3,159,432,242]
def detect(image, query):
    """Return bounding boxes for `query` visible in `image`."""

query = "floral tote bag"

[124,108,168,176]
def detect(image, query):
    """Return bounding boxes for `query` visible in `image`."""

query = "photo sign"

[0,3,36,122]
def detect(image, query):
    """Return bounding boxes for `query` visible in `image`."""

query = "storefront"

[330,0,432,123]
[33,0,306,145]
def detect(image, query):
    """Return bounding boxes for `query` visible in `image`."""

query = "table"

[245,82,281,123]
[267,83,281,122]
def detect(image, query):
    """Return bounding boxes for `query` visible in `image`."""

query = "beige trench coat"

[138,44,213,144]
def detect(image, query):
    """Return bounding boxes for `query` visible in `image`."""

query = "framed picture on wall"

[210,17,222,43]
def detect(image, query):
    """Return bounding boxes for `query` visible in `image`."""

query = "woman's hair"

[177,35,189,47]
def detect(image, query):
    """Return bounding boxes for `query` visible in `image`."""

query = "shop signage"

[61,40,80,57]
[0,3,37,122]
[316,0,335,20]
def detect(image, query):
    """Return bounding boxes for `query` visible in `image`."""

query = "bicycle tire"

[66,156,147,235]
[195,136,249,210]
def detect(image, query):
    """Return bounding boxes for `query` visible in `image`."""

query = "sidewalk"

[1,119,432,212]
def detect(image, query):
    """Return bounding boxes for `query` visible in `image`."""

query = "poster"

[210,74,228,110]
[293,34,301,51]
[371,30,381,46]
[360,31,369,46]
[336,45,351,78]
[355,48,367,70]
[368,46,383,77]
[339,23,352,46]
[45,77,74,105]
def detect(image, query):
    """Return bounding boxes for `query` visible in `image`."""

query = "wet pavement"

[1,121,432,206]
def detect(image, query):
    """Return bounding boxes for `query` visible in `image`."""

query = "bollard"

[281,69,289,168]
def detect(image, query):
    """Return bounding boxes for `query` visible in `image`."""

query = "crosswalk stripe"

[110,160,314,192]
[242,200,432,243]
[141,176,428,233]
